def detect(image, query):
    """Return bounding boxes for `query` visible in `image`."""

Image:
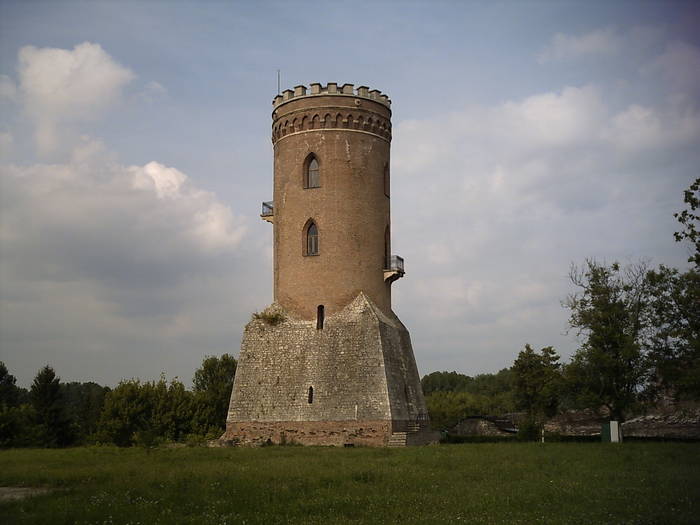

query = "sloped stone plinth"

[223,293,435,446]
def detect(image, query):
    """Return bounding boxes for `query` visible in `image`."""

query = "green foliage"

[252,309,286,326]
[516,418,541,441]
[563,260,649,420]
[30,365,74,447]
[0,362,23,408]
[61,382,110,443]
[1,445,699,524]
[96,376,194,447]
[512,344,562,422]
[191,354,237,435]
[644,266,700,400]
[674,177,700,268]
[424,371,516,430]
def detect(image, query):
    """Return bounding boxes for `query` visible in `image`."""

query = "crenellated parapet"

[272,82,391,109]
[271,82,392,144]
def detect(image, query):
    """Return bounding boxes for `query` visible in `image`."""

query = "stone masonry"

[223,83,436,446]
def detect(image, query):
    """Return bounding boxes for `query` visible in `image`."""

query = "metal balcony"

[384,255,405,283]
[261,201,274,223]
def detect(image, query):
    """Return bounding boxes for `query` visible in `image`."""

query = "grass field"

[1,442,698,524]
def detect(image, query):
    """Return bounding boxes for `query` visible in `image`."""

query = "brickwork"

[271,85,392,320]
[223,82,435,446]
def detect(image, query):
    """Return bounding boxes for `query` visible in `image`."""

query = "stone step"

[388,432,408,447]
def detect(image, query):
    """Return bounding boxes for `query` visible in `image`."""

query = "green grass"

[1,443,698,524]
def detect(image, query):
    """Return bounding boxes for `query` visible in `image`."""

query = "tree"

[191,354,237,435]
[97,376,194,447]
[0,362,38,448]
[512,344,562,422]
[644,266,700,400]
[30,365,73,446]
[674,177,700,268]
[62,382,110,443]
[563,260,650,421]
[0,362,22,408]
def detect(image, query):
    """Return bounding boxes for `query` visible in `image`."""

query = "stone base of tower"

[222,293,438,447]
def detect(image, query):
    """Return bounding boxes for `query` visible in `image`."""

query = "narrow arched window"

[384,163,390,197]
[308,386,314,404]
[384,226,390,269]
[317,305,324,329]
[305,156,320,188]
[306,221,319,256]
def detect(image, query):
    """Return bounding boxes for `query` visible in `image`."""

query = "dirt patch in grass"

[0,486,53,502]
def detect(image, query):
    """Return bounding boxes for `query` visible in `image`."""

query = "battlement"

[273,82,391,109]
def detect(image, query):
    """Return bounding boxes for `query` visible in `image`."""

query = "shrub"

[252,309,286,326]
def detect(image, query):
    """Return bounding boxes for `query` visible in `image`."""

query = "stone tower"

[222,83,436,446]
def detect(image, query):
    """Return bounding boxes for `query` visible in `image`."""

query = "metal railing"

[261,201,274,216]
[385,255,404,273]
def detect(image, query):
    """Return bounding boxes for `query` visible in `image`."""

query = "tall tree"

[645,266,700,400]
[512,344,562,422]
[191,354,237,435]
[563,260,649,421]
[0,362,22,408]
[674,177,700,268]
[30,365,73,446]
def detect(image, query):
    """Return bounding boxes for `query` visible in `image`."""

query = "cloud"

[537,26,663,64]
[0,132,13,157]
[137,80,167,103]
[391,77,700,373]
[538,28,621,63]
[17,42,134,153]
[641,41,700,97]
[1,138,246,289]
[0,75,17,101]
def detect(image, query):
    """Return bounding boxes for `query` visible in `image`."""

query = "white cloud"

[1,139,246,280]
[641,41,700,96]
[0,75,17,101]
[0,132,13,157]
[17,42,134,153]
[538,28,621,63]
[391,77,699,373]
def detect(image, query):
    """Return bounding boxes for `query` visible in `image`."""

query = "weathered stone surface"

[223,293,433,446]
[622,408,700,439]
[223,83,434,447]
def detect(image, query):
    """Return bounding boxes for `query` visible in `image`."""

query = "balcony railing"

[385,255,404,273]
[261,201,274,217]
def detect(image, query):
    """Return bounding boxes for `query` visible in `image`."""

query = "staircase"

[388,422,427,447]
[388,432,408,447]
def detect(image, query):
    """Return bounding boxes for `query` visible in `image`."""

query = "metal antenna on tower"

[277,70,280,95]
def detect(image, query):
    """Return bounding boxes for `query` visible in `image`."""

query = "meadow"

[1,442,698,524]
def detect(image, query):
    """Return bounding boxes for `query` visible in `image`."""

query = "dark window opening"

[306,222,319,256]
[308,386,314,404]
[384,226,390,268]
[384,163,390,197]
[317,305,324,329]
[305,156,320,188]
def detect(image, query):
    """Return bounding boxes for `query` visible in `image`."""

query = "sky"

[1,0,699,388]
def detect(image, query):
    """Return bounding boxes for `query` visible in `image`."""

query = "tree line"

[423,178,699,434]
[1,179,697,446]
[0,355,236,448]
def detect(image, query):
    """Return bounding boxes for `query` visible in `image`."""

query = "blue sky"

[1,0,699,387]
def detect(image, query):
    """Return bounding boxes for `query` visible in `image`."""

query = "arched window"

[384,226,390,269]
[305,221,319,256]
[384,163,390,197]
[305,156,320,188]
[308,386,314,404]
[317,305,324,330]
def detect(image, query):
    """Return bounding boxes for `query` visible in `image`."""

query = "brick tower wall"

[271,85,393,319]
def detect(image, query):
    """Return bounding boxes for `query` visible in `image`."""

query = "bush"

[252,309,286,326]
[516,419,541,441]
